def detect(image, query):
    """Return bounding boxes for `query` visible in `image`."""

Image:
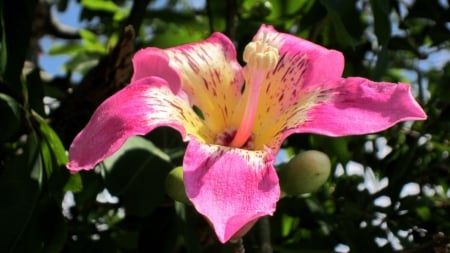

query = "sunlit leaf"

[39,122,68,167]
[63,173,83,193]
[80,29,107,54]
[81,0,120,12]
[48,42,84,55]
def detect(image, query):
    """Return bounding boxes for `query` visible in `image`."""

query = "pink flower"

[67,25,426,243]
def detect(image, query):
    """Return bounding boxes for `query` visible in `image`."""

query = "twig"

[233,238,245,253]
[125,0,152,33]
[205,0,214,34]
[258,216,273,253]
[225,0,239,41]
[50,25,136,146]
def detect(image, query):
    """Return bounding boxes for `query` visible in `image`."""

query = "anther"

[243,34,279,71]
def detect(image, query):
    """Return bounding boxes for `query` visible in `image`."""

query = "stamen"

[230,33,279,148]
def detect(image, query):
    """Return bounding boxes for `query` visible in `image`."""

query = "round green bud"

[165,166,191,204]
[279,150,331,195]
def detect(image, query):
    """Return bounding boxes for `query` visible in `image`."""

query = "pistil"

[229,34,279,148]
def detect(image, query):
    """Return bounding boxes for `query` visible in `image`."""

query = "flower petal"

[67,77,213,172]
[254,25,345,86]
[131,48,183,95]
[164,33,244,135]
[248,26,425,149]
[296,77,427,136]
[254,25,344,115]
[255,78,426,149]
[253,87,325,150]
[183,138,280,243]
[238,25,345,148]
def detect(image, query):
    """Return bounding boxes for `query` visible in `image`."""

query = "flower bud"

[165,166,191,204]
[278,150,331,195]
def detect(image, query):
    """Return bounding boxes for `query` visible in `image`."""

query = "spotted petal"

[133,33,244,136]
[183,138,280,243]
[243,25,344,149]
[246,26,425,149]
[253,25,344,116]
[67,77,212,171]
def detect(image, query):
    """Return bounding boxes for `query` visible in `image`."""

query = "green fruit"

[279,150,331,195]
[165,166,191,204]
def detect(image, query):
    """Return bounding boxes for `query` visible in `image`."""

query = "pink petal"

[183,138,280,243]
[67,77,213,172]
[249,25,426,149]
[164,33,244,134]
[247,25,345,148]
[296,77,427,137]
[255,25,345,84]
[131,48,183,96]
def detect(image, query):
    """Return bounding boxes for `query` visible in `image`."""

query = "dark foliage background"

[0,0,449,252]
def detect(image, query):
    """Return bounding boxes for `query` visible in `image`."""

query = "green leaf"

[81,0,120,12]
[38,122,68,167]
[113,9,130,22]
[39,196,68,253]
[0,132,42,252]
[319,0,355,48]
[416,206,431,221]
[150,23,207,48]
[26,67,46,116]
[0,0,35,94]
[48,42,84,55]
[63,173,83,193]
[372,46,389,80]
[39,132,55,181]
[370,0,391,46]
[38,123,67,180]
[64,53,100,74]
[0,93,23,142]
[104,136,172,217]
[310,136,352,163]
[80,29,107,54]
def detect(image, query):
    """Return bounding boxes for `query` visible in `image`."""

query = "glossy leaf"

[81,0,120,12]
[104,136,172,217]
[0,132,42,252]
[0,93,23,142]
[0,0,35,93]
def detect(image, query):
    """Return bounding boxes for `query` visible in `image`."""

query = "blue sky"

[39,0,81,77]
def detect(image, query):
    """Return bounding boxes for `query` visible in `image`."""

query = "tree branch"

[258,216,273,253]
[50,0,154,146]
[50,25,136,146]
[225,0,239,41]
